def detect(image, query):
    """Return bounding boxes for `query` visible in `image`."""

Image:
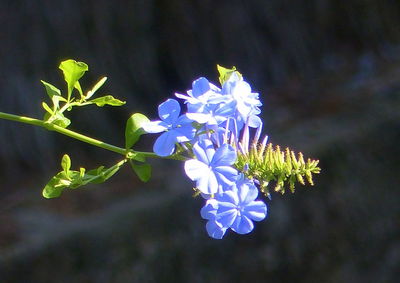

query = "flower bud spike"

[241,120,250,154]
[253,122,263,146]
[223,118,231,144]
[259,135,269,157]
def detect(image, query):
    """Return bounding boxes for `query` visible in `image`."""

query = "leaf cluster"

[41,60,153,198]
[41,59,125,128]
[43,154,125,198]
[236,143,321,196]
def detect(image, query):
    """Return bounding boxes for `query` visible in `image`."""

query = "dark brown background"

[0,0,399,282]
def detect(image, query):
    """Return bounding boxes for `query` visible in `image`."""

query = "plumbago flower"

[201,175,267,239]
[142,99,195,156]
[184,139,238,195]
[142,65,321,239]
[0,59,320,240]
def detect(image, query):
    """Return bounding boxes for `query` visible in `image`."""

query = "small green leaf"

[74,81,84,98]
[61,154,71,176]
[90,95,126,107]
[59,59,89,101]
[42,173,67,199]
[41,80,61,98]
[46,112,71,128]
[130,161,151,182]
[42,102,53,114]
[86,77,107,100]
[217,64,242,85]
[42,160,126,198]
[125,113,150,149]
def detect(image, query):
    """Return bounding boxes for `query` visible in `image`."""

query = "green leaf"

[217,64,242,85]
[45,112,71,128]
[89,95,125,107]
[86,77,107,100]
[42,174,66,198]
[61,154,71,176]
[42,160,126,198]
[130,161,151,182]
[41,80,61,98]
[42,102,53,114]
[59,59,89,101]
[125,113,150,149]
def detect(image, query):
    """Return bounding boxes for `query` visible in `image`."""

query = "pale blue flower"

[200,176,267,239]
[222,73,262,129]
[142,99,195,156]
[184,139,238,195]
[175,77,222,112]
[185,100,236,126]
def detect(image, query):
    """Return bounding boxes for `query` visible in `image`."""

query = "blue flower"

[185,100,236,126]
[142,99,195,156]
[221,73,262,129]
[175,77,222,111]
[200,176,267,239]
[184,139,238,195]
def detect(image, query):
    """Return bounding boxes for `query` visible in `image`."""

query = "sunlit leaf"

[90,95,125,107]
[86,77,107,100]
[61,154,71,176]
[42,102,53,114]
[59,59,88,101]
[125,113,150,149]
[41,80,61,98]
[46,112,71,128]
[217,64,242,85]
[42,160,126,198]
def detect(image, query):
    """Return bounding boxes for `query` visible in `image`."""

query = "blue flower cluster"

[143,71,268,239]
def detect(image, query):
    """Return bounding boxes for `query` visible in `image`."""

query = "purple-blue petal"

[200,199,218,220]
[243,201,267,222]
[197,170,218,195]
[230,214,254,234]
[142,120,168,133]
[153,131,179,156]
[211,144,237,166]
[215,203,238,228]
[158,99,180,124]
[237,182,259,205]
[206,221,227,239]
[213,166,238,187]
[192,77,211,98]
[184,159,209,181]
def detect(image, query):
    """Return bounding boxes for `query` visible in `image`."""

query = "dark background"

[0,0,399,282]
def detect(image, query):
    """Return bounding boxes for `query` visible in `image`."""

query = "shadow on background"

[0,0,399,282]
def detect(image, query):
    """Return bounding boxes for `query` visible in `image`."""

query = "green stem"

[0,111,187,161]
[0,111,126,155]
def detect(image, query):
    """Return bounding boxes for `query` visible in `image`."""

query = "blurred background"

[0,0,399,282]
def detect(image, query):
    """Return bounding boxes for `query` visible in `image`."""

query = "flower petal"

[184,159,209,181]
[192,77,211,97]
[193,139,215,164]
[217,190,239,206]
[231,214,254,234]
[206,220,227,239]
[214,166,238,187]
[186,112,210,124]
[243,201,267,222]
[238,182,258,205]
[200,199,218,220]
[142,120,168,133]
[211,144,237,166]
[158,99,180,124]
[197,170,218,194]
[153,131,179,156]
[215,203,237,228]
